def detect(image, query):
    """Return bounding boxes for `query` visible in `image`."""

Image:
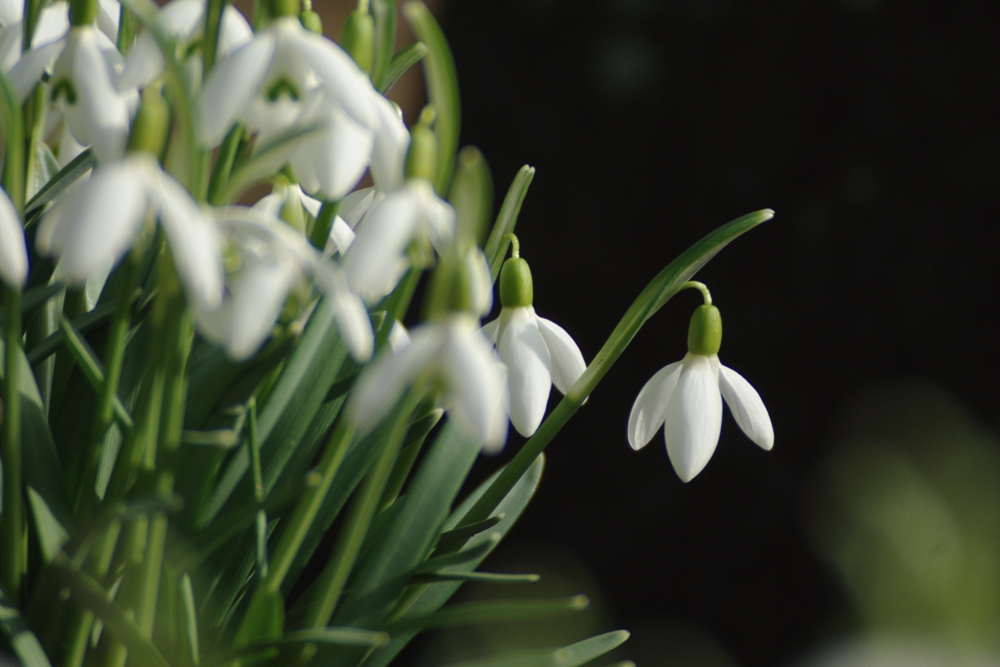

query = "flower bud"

[127,86,170,157]
[687,304,722,356]
[339,10,374,73]
[268,0,299,18]
[70,0,97,26]
[299,10,323,34]
[405,108,438,182]
[499,257,533,308]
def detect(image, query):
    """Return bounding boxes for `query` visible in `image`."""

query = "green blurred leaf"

[233,587,284,649]
[435,631,631,667]
[449,147,494,244]
[0,583,53,667]
[379,42,428,94]
[403,2,460,194]
[26,487,69,563]
[179,573,200,665]
[23,148,94,225]
[25,301,115,366]
[413,570,540,585]
[361,454,545,667]
[414,534,500,574]
[483,165,535,282]
[387,595,589,632]
[435,514,504,548]
[370,0,398,90]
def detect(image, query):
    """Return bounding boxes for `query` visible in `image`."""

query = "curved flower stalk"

[36,150,224,312]
[199,205,372,361]
[350,312,508,452]
[482,238,586,437]
[0,187,27,287]
[628,293,773,482]
[120,0,253,91]
[9,1,137,163]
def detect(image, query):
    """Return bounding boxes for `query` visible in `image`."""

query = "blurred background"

[304,0,998,664]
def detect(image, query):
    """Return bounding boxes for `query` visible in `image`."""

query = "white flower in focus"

[350,315,508,452]
[36,153,224,311]
[342,179,455,302]
[120,0,253,91]
[0,187,28,288]
[628,303,773,482]
[198,206,373,362]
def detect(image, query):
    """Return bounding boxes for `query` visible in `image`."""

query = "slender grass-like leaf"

[387,595,588,632]
[362,455,545,667]
[414,534,499,574]
[207,627,387,667]
[56,314,133,429]
[23,149,94,224]
[403,2,460,194]
[0,583,54,667]
[412,570,540,585]
[379,42,428,94]
[483,165,535,281]
[232,587,284,649]
[16,283,64,318]
[179,574,200,665]
[181,429,240,448]
[26,488,69,562]
[435,631,630,667]
[435,514,504,548]
[370,0,397,90]
[25,301,116,365]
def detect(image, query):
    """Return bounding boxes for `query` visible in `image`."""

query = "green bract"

[499,256,533,308]
[687,304,723,356]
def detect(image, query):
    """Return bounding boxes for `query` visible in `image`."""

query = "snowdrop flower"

[350,313,508,452]
[197,206,372,361]
[36,89,223,312]
[0,187,28,288]
[482,239,586,437]
[253,182,355,255]
[1,0,117,72]
[628,294,773,482]
[120,0,253,91]
[9,0,136,162]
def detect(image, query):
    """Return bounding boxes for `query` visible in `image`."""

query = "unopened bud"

[339,10,374,73]
[687,304,722,356]
[499,257,533,308]
[299,10,322,34]
[405,107,438,182]
[268,0,299,18]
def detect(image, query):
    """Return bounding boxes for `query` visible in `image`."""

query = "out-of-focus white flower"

[628,303,773,482]
[342,179,455,302]
[253,182,355,255]
[349,314,508,451]
[36,152,223,311]
[0,187,28,288]
[120,0,253,91]
[1,0,117,72]
[198,206,372,362]
[10,19,137,162]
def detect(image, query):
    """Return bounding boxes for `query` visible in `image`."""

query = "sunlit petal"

[198,32,275,146]
[498,307,551,437]
[627,360,682,451]
[665,354,722,482]
[536,316,587,395]
[719,362,774,450]
[0,188,28,287]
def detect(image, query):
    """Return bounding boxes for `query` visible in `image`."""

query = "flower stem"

[505,232,520,259]
[680,280,712,305]
[308,199,340,250]
[2,287,23,604]
[202,0,229,75]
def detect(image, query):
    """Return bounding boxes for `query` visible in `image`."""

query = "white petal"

[31,3,69,48]
[292,105,372,200]
[96,0,120,41]
[0,24,23,72]
[497,307,551,437]
[151,170,224,311]
[536,316,586,396]
[331,286,373,362]
[412,180,455,252]
[252,192,283,218]
[8,39,63,102]
[627,360,682,451]
[338,187,375,229]
[120,30,164,90]
[0,0,22,26]
[466,247,493,316]
[349,326,440,431]
[388,320,410,352]
[295,186,322,217]
[665,354,722,482]
[369,94,409,191]
[342,188,418,301]
[479,318,499,344]
[718,362,774,451]
[224,255,300,360]
[37,160,147,282]
[443,323,508,447]
[218,4,253,57]
[198,32,275,146]
[0,188,28,287]
[326,216,355,254]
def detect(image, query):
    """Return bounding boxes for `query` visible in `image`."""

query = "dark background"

[396,1,999,665]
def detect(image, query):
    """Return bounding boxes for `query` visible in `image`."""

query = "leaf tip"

[570,594,590,610]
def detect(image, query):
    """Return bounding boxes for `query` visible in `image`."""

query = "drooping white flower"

[481,246,586,437]
[342,179,455,302]
[120,0,253,91]
[0,187,28,288]
[1,0,117,72]
[628,302,773,482]
[198,206,372,362]
[253,182,355,255]
[9,20,137,162]
[349,314,508,452]
[36,152,224,311]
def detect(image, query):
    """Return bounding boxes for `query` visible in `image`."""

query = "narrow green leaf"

[181,429,240,448]
[216,121,326,204]
[233,587,284,649]
[25,301,116,366]
[379,42,428,94]
[51,555,171,667]
[26,487,69,562]
[361,455,545,667]
[23,148,94,223]
[56,314,133,430]
[387,595,588,632]
[435,631,630,667]
[435,514,503,548]
[179,574,200,665]
[483,165,536,282]
[17,283,64,318]
[414,534,499,574]
[0,582,54,667]
[403,2,460,194]
[207,627,387,667]
[412,570,540,585]
[370,0,397,90]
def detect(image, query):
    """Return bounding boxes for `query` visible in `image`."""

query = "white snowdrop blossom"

[198,206,372,362]
[343,179,455,302]
[482,307,586,437]
[1,0,117,73]
[120,0,253,91]
[36,152,224,312]
[628,302,773,482]
[253,183,356,255]
[350,315,508,452]
[10,21,136,162]
[0,187,28,287]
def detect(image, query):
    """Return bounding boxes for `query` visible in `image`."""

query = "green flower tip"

[268,0,300,18]
[687,304,722,356]
[70,0,97,26]
[405,108,438,182]
[300,10,323,35]
[127,86,170,157]
[500,256,533,308]
[339,10,374,72]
